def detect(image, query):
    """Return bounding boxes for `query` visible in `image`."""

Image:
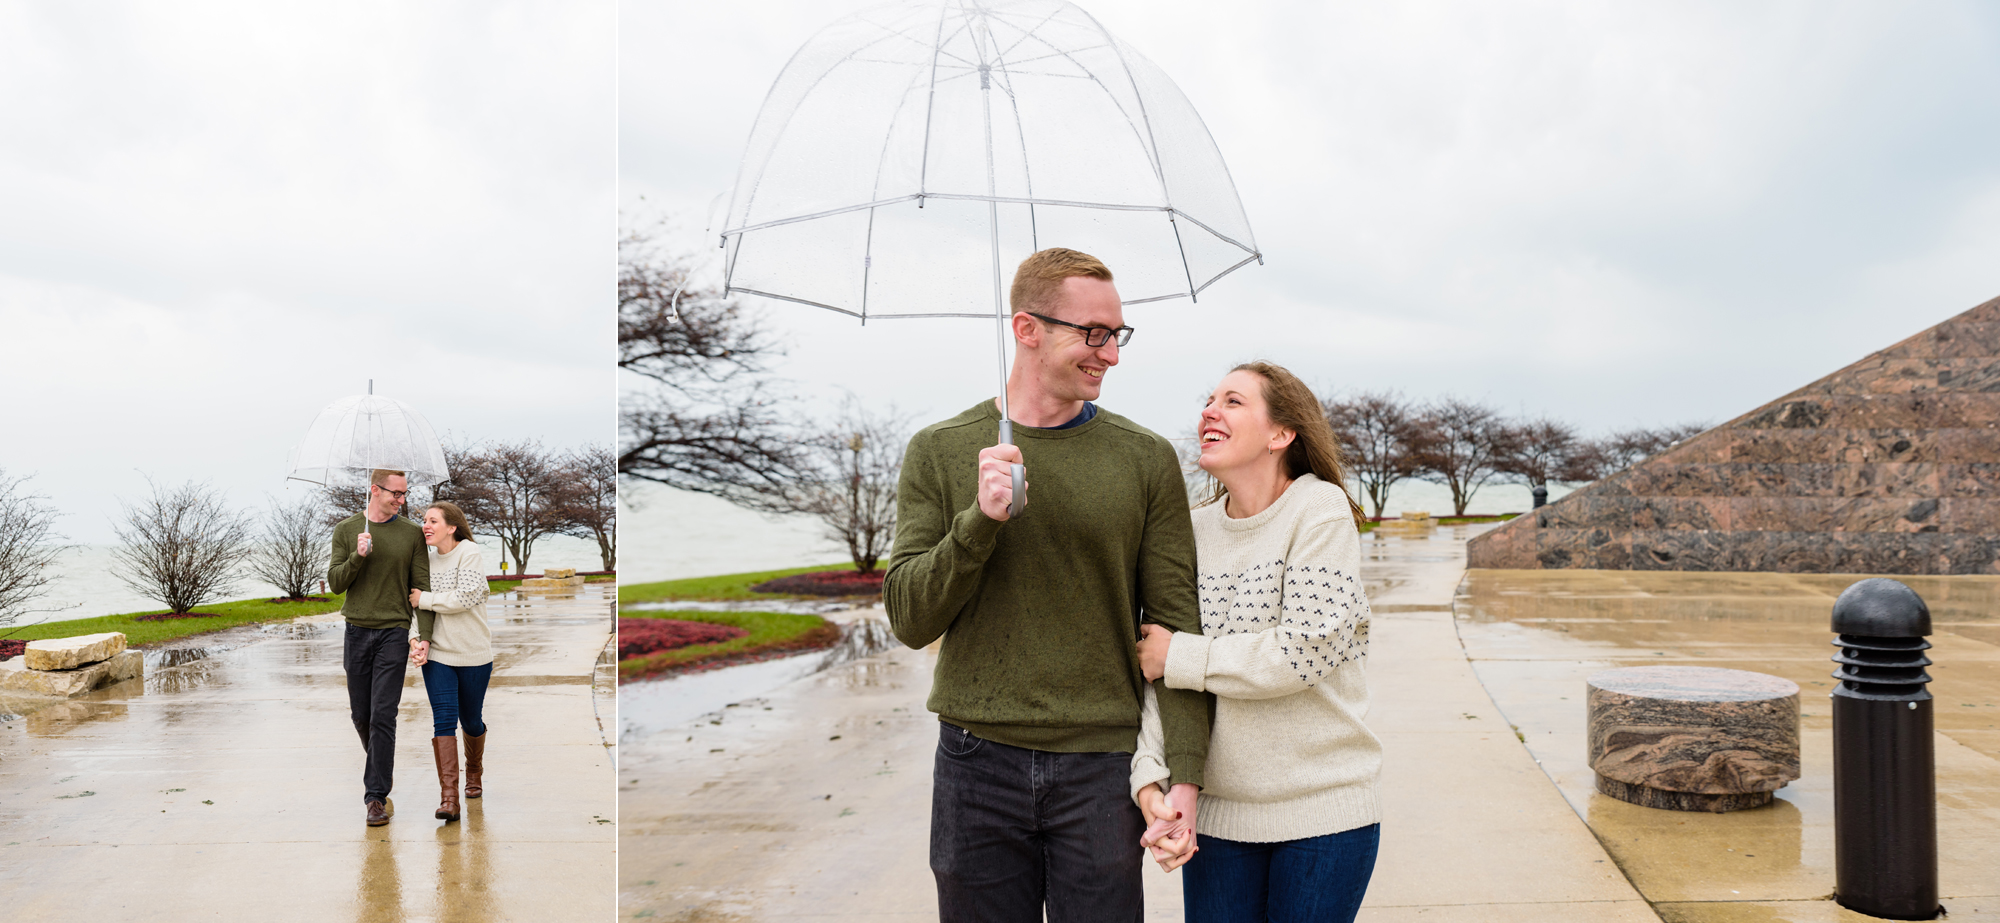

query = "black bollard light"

[1532,484,1548,509]
[1830,578,1941,920]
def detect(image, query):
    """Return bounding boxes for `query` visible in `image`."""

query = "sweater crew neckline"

[1211,472,1324,531]
[976,398,1109,439]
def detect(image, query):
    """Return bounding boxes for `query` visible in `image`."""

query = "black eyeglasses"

[1027,312,1134,347]
[372,485,410,500]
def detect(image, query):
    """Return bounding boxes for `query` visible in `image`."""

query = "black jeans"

[931,722,1144,923]
[343,623,408,803]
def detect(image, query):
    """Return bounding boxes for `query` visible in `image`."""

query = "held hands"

[1137,623,1174,682]
[976,444,1025,521]
[1138,782,1200,872]
[409,639,428,666]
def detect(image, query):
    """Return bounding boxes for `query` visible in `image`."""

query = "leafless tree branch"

[0,470,71,628]
[248,493,329,599]
[111,479,255,614]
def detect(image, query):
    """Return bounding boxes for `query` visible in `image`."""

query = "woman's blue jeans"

[1183,824,1381,923]
[420,660,492,738]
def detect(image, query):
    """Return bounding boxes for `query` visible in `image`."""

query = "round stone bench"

[1586,666,1800,813]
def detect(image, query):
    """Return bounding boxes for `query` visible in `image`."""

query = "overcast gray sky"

[622,0,2000,449]
[2,1,615,543]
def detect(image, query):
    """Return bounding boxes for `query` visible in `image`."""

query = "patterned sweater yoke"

[415,540,494,668]
[1132,473,1384,843]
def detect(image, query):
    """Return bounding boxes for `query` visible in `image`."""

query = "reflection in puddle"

[619,619,902,742]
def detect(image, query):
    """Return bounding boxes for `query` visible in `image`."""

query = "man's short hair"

[1009,248,1113,318]
[370,469,407,488]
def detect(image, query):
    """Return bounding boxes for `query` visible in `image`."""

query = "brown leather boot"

[463,731,486,799]
[366,798,392,826]
[432,736,461,822]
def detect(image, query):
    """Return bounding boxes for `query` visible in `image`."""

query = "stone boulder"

[1587,665,1800,812]
[24,632,128,671]
[1,650,144,697]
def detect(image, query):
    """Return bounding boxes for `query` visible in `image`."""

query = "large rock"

[1468,292,2000,574]
[1,650,144,697]
[1587,665,1800,813]
[24,632,128,671]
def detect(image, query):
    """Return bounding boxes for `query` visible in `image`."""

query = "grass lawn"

[1436,514,1518,525]
[619,609,838,680]
[5,595,350,647]
[618,563,854,605]
[5,576,565,648]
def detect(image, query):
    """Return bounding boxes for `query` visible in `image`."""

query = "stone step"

[1,649,144,697]
[24,632,128,671]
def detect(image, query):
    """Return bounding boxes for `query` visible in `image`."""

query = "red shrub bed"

[134,612,228,621]
[749,569,884,596]
[618,618,748,661]
[0,639,24,661]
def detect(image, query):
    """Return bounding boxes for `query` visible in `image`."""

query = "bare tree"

[0,470,70,628]
[248,493,329,600]
[453,440,567,575]
[784,403,913,573]
[1600,422,1710,473]
[1494,418,1583,489]
[1323,391,1425,518]
[112,480,256,615]
[554,444,617,571]
[1412,398,1512,516]
[1171,431,1212,507]
[619,219,814,509]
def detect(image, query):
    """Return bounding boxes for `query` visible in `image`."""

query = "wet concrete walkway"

[0,582,617,922]
[1458,569,2000,922]
[617,526,1656,921]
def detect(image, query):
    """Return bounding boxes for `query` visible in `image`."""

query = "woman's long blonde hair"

[1201,361,1366,529]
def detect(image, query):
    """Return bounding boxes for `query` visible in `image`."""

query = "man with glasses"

[327,468,431,826]
[886,247,1209,921]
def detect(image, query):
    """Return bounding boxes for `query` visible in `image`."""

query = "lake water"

[617,478,1568,583]
[15,533,608,627]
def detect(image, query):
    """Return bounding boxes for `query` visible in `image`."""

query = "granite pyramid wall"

[1467,293,2000,574]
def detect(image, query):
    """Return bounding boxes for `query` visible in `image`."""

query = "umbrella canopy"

[720,0,1260,320]
[286,393,450,490]
[718,0,1260,516]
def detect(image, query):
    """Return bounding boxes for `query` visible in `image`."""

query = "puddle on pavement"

[619,619,902,743]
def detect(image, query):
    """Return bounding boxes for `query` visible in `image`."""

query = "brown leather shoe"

[432,736,461,822]
[366,798,392,826]
[463,731,486,799]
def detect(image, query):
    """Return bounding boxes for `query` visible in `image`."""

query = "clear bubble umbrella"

[718,0,1261,515]
[285,382,450,534]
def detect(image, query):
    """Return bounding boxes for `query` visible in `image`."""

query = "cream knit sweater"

[413,540,493,668]
[1132,473,1382,843]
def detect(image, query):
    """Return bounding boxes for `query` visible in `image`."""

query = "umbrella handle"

[998,419,1026,519]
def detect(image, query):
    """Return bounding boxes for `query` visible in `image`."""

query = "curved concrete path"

[618,526,1657,921]
[0,583,617,922]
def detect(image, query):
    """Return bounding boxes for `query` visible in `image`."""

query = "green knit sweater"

[328,513,431,631]
[884,399,1211,787]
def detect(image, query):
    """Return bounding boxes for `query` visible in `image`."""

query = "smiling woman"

[0,1,617,919]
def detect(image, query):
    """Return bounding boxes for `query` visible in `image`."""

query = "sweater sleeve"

[1163,505,1369,701]
[1137,437,1209,788]
[326,521,364,595]
[1128,682,1172,804]
[882,430,1004,650]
